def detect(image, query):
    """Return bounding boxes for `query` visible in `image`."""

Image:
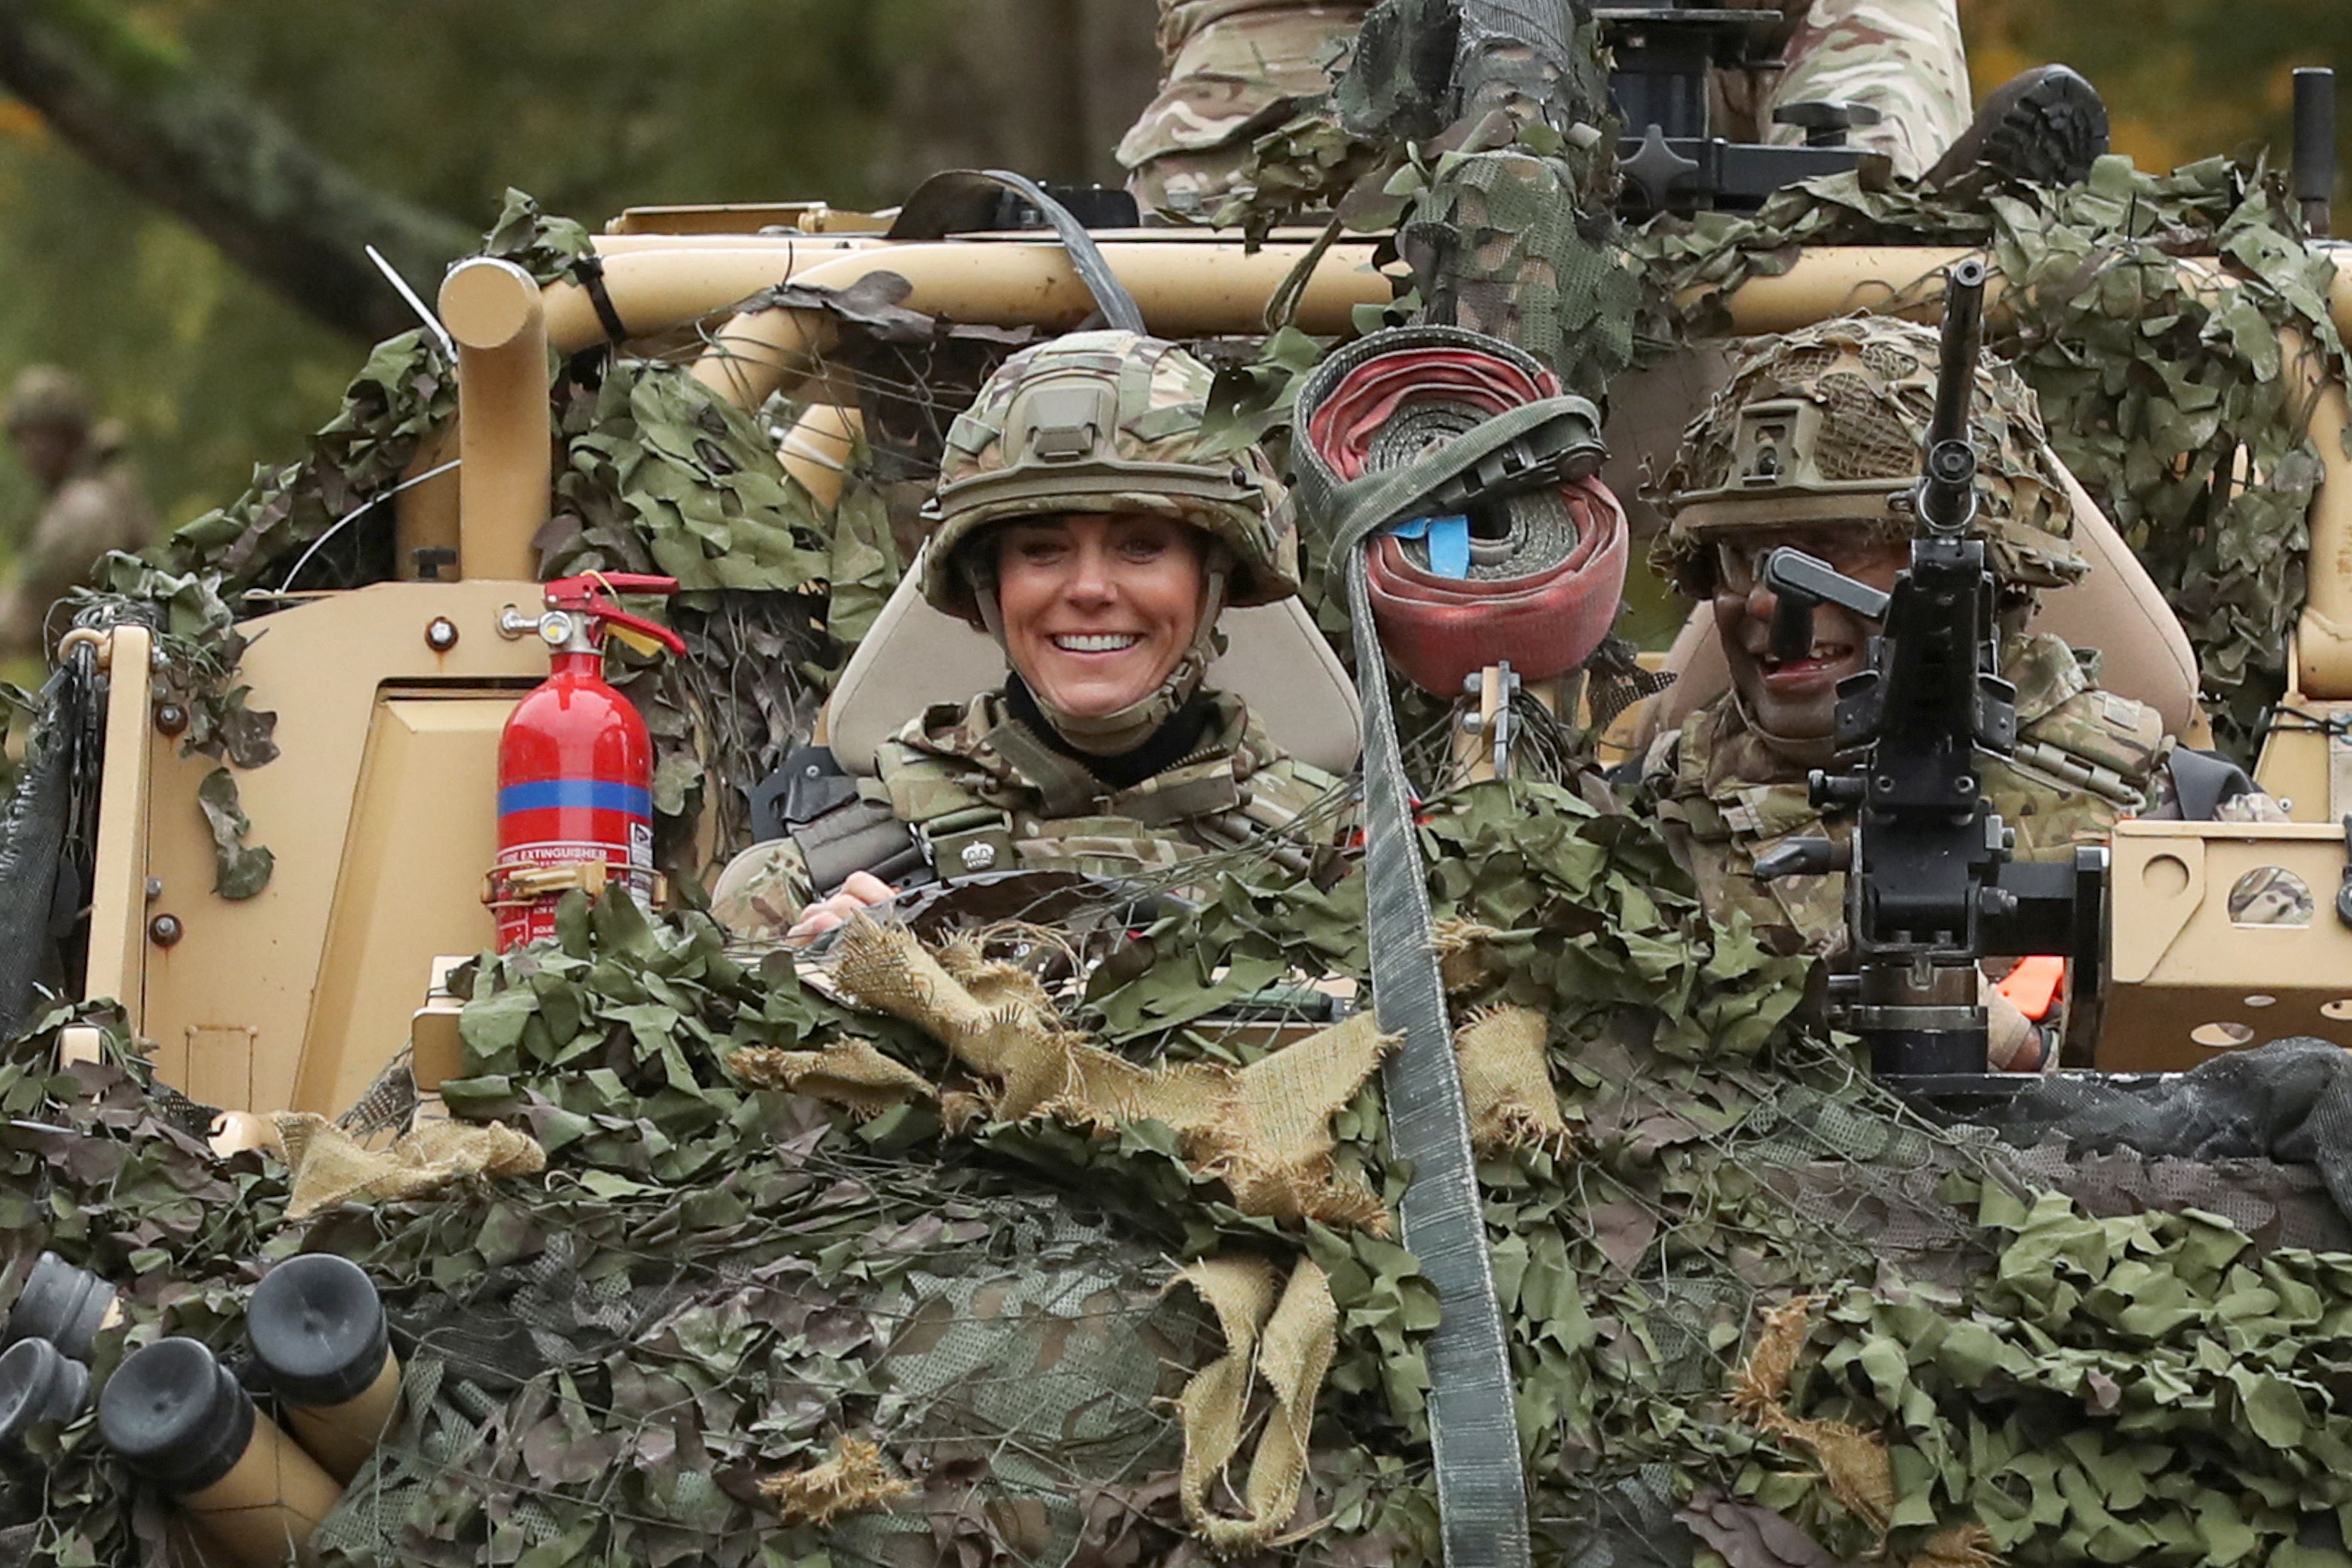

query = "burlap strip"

[1169,1255,1339,1554]
[275,1114,544,1219]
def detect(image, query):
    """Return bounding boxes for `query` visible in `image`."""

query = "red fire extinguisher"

[487,572,687,951]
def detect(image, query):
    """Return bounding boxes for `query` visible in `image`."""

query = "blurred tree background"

[0,0,1157,534]
[0,0,2344,543]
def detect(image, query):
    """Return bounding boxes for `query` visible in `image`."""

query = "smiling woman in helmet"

[711,331,1343,945]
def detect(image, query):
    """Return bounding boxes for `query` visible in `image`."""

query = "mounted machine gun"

[1749,260,2108,1083]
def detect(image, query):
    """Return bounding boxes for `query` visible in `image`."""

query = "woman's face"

[994,512,1207,720]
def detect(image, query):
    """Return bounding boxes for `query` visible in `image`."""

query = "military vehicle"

[6,4,2352,1566]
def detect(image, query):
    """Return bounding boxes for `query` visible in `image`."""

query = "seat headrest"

[828,549,1364,777]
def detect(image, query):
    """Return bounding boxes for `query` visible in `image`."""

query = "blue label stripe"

[498,779,651,817]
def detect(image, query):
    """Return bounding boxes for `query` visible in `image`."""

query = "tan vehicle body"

[54,207,2352,1110]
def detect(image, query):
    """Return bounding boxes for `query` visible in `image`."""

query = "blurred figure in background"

[1,366,156,660]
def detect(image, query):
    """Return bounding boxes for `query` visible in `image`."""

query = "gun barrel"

[1926,259,1988,452]
[1916,260,1988,533]
[2297,68,2337,237]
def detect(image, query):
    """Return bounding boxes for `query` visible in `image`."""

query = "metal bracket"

[1457,662,1523,780]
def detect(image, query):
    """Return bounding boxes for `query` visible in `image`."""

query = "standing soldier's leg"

[1117,2,1370,217]
[1762,0,1971,182]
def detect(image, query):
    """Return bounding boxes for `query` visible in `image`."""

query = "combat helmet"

[3,365,93,435]
[920,330,1299,624]
[1652,316,2085,598]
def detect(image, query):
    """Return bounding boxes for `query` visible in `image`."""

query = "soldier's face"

[1712,525,1909,741]
[994,512,1207,720]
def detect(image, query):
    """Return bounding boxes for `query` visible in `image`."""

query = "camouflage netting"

[14,130,2352,1568]
[17,784,2352,1566]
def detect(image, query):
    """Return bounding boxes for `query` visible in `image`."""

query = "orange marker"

[1997,954,2066,1022]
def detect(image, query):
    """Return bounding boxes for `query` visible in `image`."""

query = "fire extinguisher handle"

[544,572,680,602]
[596,607,689,657]
[538,574,688,656]
[543,573,688,657]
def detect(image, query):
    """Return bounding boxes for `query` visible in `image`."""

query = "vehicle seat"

[1625,458,2205,755]
[826,545,1364,776]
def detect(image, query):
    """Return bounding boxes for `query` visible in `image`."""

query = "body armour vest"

[707,687,1347,945]
[871,687,1341,886]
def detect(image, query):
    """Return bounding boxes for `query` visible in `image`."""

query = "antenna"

[365,245,457,361]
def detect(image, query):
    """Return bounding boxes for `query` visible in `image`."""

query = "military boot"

[1924,64,2110,191]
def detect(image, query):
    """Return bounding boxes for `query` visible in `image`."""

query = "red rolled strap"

[1303,343,1630,694]
[1366,477,1629,694]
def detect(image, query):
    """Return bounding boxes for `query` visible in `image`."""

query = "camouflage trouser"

[1116,2,1370,217]
[1711,0,1971,182]
[709,837,818,944]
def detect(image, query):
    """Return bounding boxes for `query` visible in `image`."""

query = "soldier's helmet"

[920,331,1300,625]
[1652,317,2085,597]
[3,365,93,435]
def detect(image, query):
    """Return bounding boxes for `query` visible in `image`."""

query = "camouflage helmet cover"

[1651,317,2086,596]
[920,330,1300,624]
[3,365,93,435]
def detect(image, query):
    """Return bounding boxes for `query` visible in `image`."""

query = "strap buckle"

[921,804,1018,880]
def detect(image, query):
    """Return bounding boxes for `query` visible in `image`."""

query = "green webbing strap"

[1306,373,1609,1568]
[1301,392,1603,540]
[980,719,1105,820]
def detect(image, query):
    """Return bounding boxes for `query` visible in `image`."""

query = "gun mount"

[1599,4,1887,213]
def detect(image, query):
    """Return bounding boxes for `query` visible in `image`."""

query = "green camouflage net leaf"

[194,765,273,901]
[478,188,595,284]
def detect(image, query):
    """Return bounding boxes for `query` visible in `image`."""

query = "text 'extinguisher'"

[487,573,686,951]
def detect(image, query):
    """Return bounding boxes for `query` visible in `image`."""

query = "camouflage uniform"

[1646,633,2164,950]
[710,690,1341,940]
[1117,0,1370,217]
[1,368,157,660]
[1711,0,1971,183]
[1114,0,1969,215]
[712,330,1335,943]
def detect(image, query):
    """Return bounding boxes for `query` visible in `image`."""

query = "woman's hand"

[784,870,899,946]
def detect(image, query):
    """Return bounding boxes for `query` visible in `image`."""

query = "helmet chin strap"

[1729,680,1840,771]
[972,558,1232,759]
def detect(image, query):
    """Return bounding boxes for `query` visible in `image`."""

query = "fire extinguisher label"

[492,839,658,949]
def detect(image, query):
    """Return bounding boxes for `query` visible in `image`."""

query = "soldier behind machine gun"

[1640,298,2281,1074]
